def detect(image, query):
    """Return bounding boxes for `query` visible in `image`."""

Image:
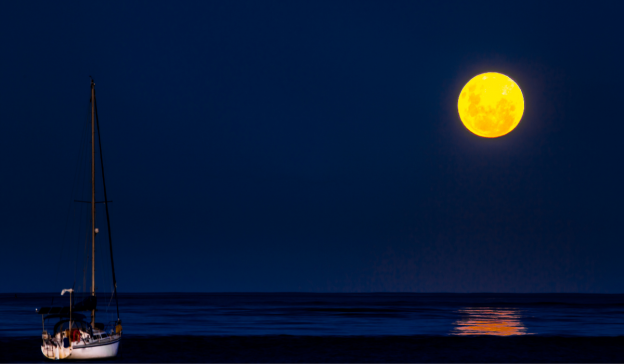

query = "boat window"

[71,321,85,330]
[54,320,69,333]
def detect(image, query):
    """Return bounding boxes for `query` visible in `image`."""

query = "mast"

[91,79,96,328]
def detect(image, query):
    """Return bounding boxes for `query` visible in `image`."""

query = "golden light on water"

[452,308,529,336]
[458,72,524,138]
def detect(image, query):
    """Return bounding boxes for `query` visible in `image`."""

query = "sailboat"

[36,79,123,360]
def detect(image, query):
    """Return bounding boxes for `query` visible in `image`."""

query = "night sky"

[2,1,623,293]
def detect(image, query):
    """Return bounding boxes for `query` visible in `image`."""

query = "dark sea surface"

[2,293,624,362]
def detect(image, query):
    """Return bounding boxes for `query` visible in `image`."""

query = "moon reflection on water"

[452,308,529,336]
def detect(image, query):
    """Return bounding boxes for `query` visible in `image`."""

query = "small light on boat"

[95,228,99,234]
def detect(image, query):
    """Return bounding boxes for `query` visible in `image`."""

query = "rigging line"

[106,286,115,318]
[100,227,113,300]
[74,111,91,284]
[82,209,90,295]
[101,239,114,318]
[80,138,90,294]
[51,102,91,306]
[74,105,91,287]
[79,116,92,297]
[78,99,94,296]
[94,88,121,321]
[78,182,89,296]
[76,113,91,295]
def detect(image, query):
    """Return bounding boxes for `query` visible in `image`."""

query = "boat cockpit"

[41,313,121,348]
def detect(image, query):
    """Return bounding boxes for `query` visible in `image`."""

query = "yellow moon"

[457,72,524,138]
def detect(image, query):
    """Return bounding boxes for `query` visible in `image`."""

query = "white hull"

[42,337,121,360]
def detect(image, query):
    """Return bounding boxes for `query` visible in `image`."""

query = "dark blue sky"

[2,1,623,293]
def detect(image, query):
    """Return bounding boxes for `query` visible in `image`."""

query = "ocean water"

[4,292,624,337]
[2,293,624,362]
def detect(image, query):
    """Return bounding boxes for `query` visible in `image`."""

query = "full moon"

[457,72,524,138]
